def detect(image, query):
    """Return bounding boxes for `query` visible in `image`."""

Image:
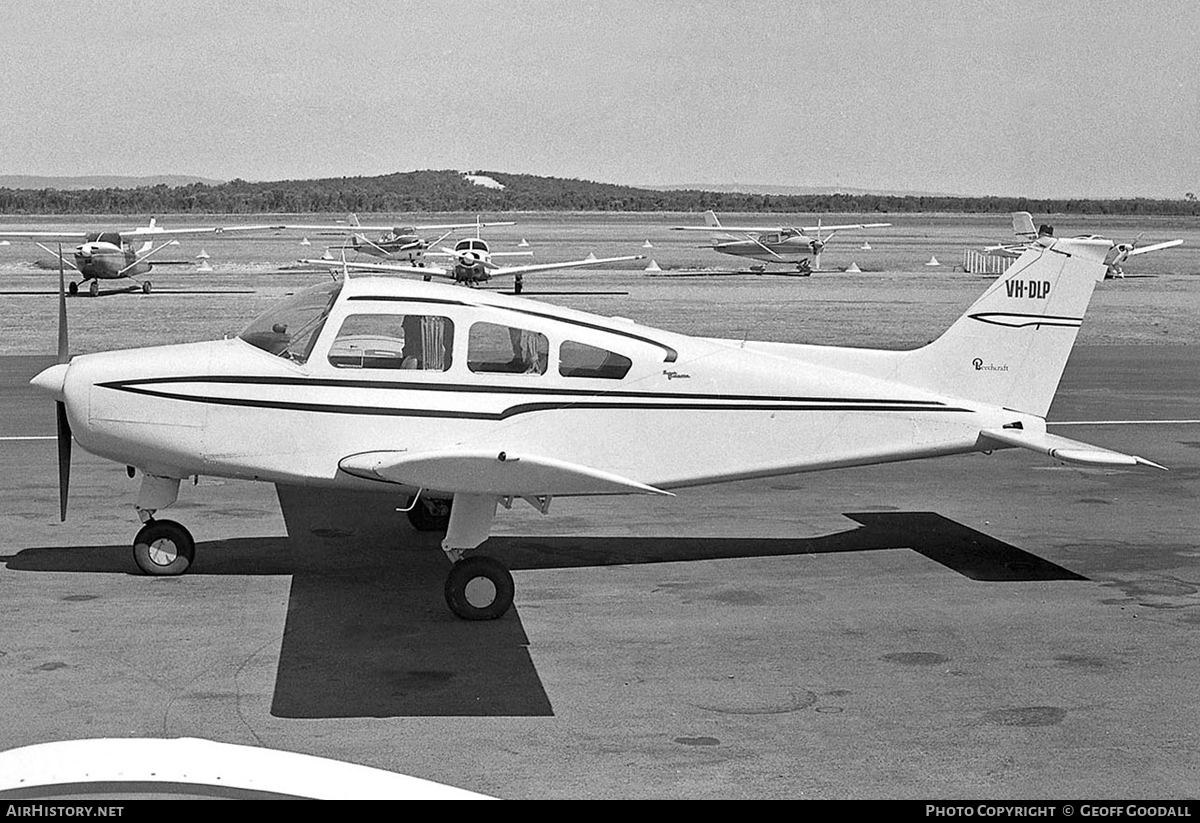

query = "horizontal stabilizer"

[340,449,674,496]
[980,428,1166,470]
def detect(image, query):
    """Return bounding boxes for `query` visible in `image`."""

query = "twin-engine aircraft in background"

[31,229,1164,622]
[671,210,891,274]
[279,213,516,268]
[307,235,644,294]
[0,218,278,296]
[985,211,1183,279]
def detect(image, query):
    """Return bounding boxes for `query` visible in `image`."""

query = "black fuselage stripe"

[103,384,971,418]
[98,376,951,407]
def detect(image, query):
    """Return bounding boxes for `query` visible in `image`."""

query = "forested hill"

[0,169,1195,215]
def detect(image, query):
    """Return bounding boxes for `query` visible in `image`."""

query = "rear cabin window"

[559,341,632,379]
[467,322,548,374]
[327,313,454,370]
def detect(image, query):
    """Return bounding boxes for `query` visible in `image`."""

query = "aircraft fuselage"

[352,232,428,263]
[50,277,1016,494]
[712,234,820,266]
[73,238,150,280]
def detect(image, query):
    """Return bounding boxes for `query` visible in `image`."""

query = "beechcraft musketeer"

[31,231,1163,621]
[671,210,891,274]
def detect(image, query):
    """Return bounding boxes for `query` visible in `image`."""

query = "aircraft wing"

[300,258,455,278]
[796,222,891,232]
[0,230,88,240]
[277,220,517,232]
[670,222,891,233]
[486,254,645,278]
[123,224,285,236]
[1127,239,1183,257]
[979,428,1166,470]
[340,449,672,496]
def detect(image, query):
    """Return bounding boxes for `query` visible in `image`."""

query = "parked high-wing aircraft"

[31,232,1164,621]
[671,210,891,274]
[279,214,516,267]
[985,211,1183,279]
[0,218,279,295]
[307,235,643,294]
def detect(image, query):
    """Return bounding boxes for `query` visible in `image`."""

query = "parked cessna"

[307,235,643,294]
[31,232,1164,621]
[279,214,516,267]
[0,218,278,296]
[671,210,891,274]
[985,212,1183,279]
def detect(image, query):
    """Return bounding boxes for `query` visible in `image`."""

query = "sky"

[2,0,1198,199]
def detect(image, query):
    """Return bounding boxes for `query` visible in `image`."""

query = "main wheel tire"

[142,281,152,294]
[133,519,195,576]
[68,281,78,296]
[89,280,99,297]
[444,556,514,620]
[406,497,452,532]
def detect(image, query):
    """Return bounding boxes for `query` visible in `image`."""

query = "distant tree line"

[0,169,1196,215]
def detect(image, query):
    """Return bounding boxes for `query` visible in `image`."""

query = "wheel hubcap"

[463,575,497,608]
[147,538,179,566]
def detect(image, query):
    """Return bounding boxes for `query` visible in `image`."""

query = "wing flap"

[980,428,1166,470]
[339,449,674,496]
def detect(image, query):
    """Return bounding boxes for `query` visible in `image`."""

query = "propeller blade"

[57,245,68,363]
[56,401,71,521]
[55,244,71,520]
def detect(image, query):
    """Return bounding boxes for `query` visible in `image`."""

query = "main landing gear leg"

[440,493,514,621]
[131,474,195,575]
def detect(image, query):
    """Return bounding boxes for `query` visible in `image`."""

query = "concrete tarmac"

[1,342,1198,799]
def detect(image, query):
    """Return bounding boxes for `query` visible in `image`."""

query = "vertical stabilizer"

[1012,211,1037,240]
[894,237,1111,417]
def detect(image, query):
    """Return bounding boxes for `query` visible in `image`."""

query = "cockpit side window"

[467,322,548,375]
[559,340,632,379]
[238,280,343,363]
[328,313,454,371]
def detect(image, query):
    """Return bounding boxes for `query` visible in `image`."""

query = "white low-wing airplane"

[671,210,892,274]
[0,218,280,295]
[985,211,1183,279]
[307,234,644,294]
[31,233,1164,621]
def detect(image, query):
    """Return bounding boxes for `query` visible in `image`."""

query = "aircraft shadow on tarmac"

[2,486,1084,719]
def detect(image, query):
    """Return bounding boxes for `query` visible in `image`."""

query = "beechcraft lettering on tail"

[31,230,1165,622]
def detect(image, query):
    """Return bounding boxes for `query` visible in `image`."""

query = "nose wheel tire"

[445,556,514,620]
[142,281,152,294]
[133,519,195,576]
[68,281,79,296]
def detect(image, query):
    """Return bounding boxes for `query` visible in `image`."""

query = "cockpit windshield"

[238,280,342,363]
